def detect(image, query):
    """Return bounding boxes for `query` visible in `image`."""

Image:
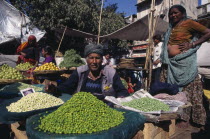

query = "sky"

[104,0,137,17]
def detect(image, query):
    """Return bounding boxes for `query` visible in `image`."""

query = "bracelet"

[192,42,196,48]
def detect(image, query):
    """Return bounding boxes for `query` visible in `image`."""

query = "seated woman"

[160,5,210,129]
[16,35,39,66]
[41,46,55,64]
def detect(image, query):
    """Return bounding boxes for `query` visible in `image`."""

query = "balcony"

[197,2,210,19]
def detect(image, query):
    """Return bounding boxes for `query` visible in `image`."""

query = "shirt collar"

[88,70,104,80]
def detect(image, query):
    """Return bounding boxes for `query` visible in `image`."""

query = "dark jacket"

[57,65,129,98]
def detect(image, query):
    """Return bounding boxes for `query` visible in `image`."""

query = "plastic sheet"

[26,109,145,139]
[0,0,45,44]
[0,83,44,99]
[0,83,73,124]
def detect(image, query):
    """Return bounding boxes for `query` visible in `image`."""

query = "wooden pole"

[55,26,67,58]
[144,0,156,90]
[97,0,104,44]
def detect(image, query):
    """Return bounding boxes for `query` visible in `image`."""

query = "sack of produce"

[0,92,64,124]
[59,49,85,69]
[105,89,185,114]
[26,92,146,139]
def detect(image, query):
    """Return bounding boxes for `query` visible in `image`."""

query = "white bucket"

[55,57,64,67]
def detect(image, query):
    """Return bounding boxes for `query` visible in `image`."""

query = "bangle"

[192,42,195,48]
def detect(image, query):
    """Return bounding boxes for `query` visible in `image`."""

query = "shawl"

[160,23,201,91]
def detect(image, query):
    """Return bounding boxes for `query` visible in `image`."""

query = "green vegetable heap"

[0,82,43,93]
[0,64,24,80]
[38,92,124,134]
[59,49,85,68]
[16,62,34,70]
[122,97,170,112]
[7,92,64,112]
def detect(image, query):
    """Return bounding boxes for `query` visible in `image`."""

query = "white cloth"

[153,42,162,69]
[102,56,113,66]
[198,67,210,79]
[0,55,19,68]
[197,42,210,66]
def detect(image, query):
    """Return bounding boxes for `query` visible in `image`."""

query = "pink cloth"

[154,92,188,104]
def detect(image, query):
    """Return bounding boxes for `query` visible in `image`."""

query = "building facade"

[136,0,199,21]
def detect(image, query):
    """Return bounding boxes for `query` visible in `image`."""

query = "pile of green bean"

[122,97,170,112]
[38,92,124,134]
[7,92,64,112]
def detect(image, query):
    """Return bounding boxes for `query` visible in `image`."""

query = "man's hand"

[153,59,160,65]
[45,82,61,97]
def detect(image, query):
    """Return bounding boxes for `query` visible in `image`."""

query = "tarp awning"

[100,15,169,40]
[55,15,169,41]
[55,27,97,38]
[0,0,45,44]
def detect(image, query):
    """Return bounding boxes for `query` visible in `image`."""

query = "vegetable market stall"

[0,83,64,124]
[0,64,32,85]
[105,90,192,139]
[26,92,146,139]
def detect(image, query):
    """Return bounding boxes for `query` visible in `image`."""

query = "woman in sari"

[16,35,39,66]
[160,5,210,129]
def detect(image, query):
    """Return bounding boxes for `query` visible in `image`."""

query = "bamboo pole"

[55,26,67,58]
[144,0,156,90]
[97,0,104,44]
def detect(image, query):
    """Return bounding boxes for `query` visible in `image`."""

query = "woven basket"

[118,58,136,68]
[33,70,65,75]
[0,79,32,84]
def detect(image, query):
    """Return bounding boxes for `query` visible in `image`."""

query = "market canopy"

[55,15,169,41]
[0,0,45,44]
[100,15,169,40]
[55,27,97,38]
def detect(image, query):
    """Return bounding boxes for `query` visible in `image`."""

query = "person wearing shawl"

[45,44,129,101]
[160,5,210,129]
[16,35,39,66]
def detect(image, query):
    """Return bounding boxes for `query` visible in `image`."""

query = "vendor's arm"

[56,70,79,95]
[179,21,210,51]
[113,73,129,97]
[192,28,210,46]
[153,59,160,65]
[20,52,26,57]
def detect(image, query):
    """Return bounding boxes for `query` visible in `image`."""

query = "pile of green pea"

[0,64,24,80]
[16,62,34,70]
[38,92,124,134]
[122,97,170,112]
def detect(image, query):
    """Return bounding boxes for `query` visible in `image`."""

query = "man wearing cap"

[46,44,129,100]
